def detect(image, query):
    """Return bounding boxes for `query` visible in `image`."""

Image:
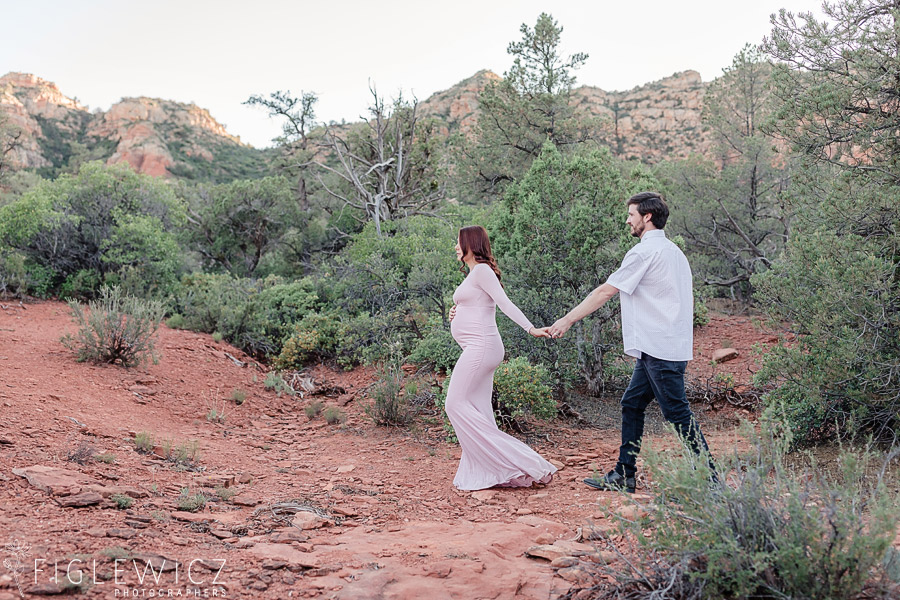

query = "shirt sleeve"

[473,264,534,332]
[605,249,651,295]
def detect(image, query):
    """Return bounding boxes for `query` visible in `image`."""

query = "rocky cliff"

[0,72,267,181]
[1,69,711,182]
[417,69,711,163]
[575,70,710,162]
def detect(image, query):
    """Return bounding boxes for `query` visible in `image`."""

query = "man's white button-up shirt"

[605,229,694,361]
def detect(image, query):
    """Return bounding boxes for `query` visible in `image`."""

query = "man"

[546,192,712,493]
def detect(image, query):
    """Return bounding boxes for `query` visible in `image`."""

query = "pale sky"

[1,0,825,149]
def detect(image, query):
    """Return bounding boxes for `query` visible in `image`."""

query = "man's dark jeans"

[616,353,711,478]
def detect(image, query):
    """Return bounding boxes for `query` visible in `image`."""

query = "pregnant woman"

[446,225,557,491]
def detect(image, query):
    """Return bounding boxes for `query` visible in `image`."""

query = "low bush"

[165,313,186,329]
[176,489,207,512]
[263,371,295,397]
[323,407,346,425]
[366,362,411,426]
[275,309,394,370]
[571,419,899,600]
[110,493,133,510]
[0,250,29,297]
[215,486,238,503]
[170,273,323,359]
[406,321,460,372]
[94,452,116,464]
[305,400,324,419]
[133,431,154,453]
[229,388,247,405]
[61,286,164,368]
[58,269,102,301]
[66,443,96,465]
[492,357,556,428]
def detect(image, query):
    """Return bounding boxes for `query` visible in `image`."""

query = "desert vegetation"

[2,3,899,598]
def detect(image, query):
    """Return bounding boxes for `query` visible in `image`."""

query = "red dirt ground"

[0,302,777,599]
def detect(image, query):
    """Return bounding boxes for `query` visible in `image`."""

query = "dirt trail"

[0,302,767,599]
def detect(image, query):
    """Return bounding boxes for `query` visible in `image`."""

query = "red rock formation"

[106,122,173,177]
[418,69,710,163]
[1,68,713,179]
[0,73,248,177]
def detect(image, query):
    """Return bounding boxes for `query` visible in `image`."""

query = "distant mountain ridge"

[0,72,268,181]
[1,69,711,181]
[416,68,711,163]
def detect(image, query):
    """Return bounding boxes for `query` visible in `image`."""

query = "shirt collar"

[640,229,666,242]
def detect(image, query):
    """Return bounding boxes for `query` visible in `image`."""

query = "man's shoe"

[583,471,636,493]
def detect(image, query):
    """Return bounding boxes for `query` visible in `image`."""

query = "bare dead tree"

[0,112,22,184]
[304,85,445,237]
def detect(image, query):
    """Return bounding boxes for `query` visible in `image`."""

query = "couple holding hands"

[445,192,713,492]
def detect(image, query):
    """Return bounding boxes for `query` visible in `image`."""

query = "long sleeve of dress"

[472,264,534,332]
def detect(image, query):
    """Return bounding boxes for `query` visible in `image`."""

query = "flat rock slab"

[56,491,103,507]
[84,483,149,498]
[131,553,179,572]
[248,543,321,568]
[12,465,92,495]
[314,519,566,600]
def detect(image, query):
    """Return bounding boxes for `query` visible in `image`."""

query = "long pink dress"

[446,263,557,491]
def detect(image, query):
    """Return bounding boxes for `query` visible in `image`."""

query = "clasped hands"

[448,305,572,339]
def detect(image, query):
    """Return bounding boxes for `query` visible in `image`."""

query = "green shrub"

[274,309,383,369]
[330,216,461,367]
[406,322,461,372]
[215,486,238,503]
[61,286,164,367]
[693,287,709,327]
[582,419,899,600]
[264,371,295,397]
[211,331,223,342]
[366,362,411,426]
[489,143,651,396]
[165,313,186,329]
[110,493,133,510]
[22,261,56,298]
[305,400,324,419]
[492,357,556,425]
[176,489,207,512]
[58,268,101,301]
[0,250,27,297]
[0,161,187,298]
[229,388,247,405]
[94,452,116,464]
[274,322,323,369]
[171,441,200,466]
[170,273,322,359]
[752,227,900,445]
[133,431,154,453]
[323,407,346,425]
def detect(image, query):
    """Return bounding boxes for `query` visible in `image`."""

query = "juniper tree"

[752,0,900,444]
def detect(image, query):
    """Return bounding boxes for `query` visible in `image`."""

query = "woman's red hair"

[458,225,502,284]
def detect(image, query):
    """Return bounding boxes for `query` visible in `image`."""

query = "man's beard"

[630,223,644,238]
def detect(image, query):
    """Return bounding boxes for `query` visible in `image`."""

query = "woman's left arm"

[474,265,535,333]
